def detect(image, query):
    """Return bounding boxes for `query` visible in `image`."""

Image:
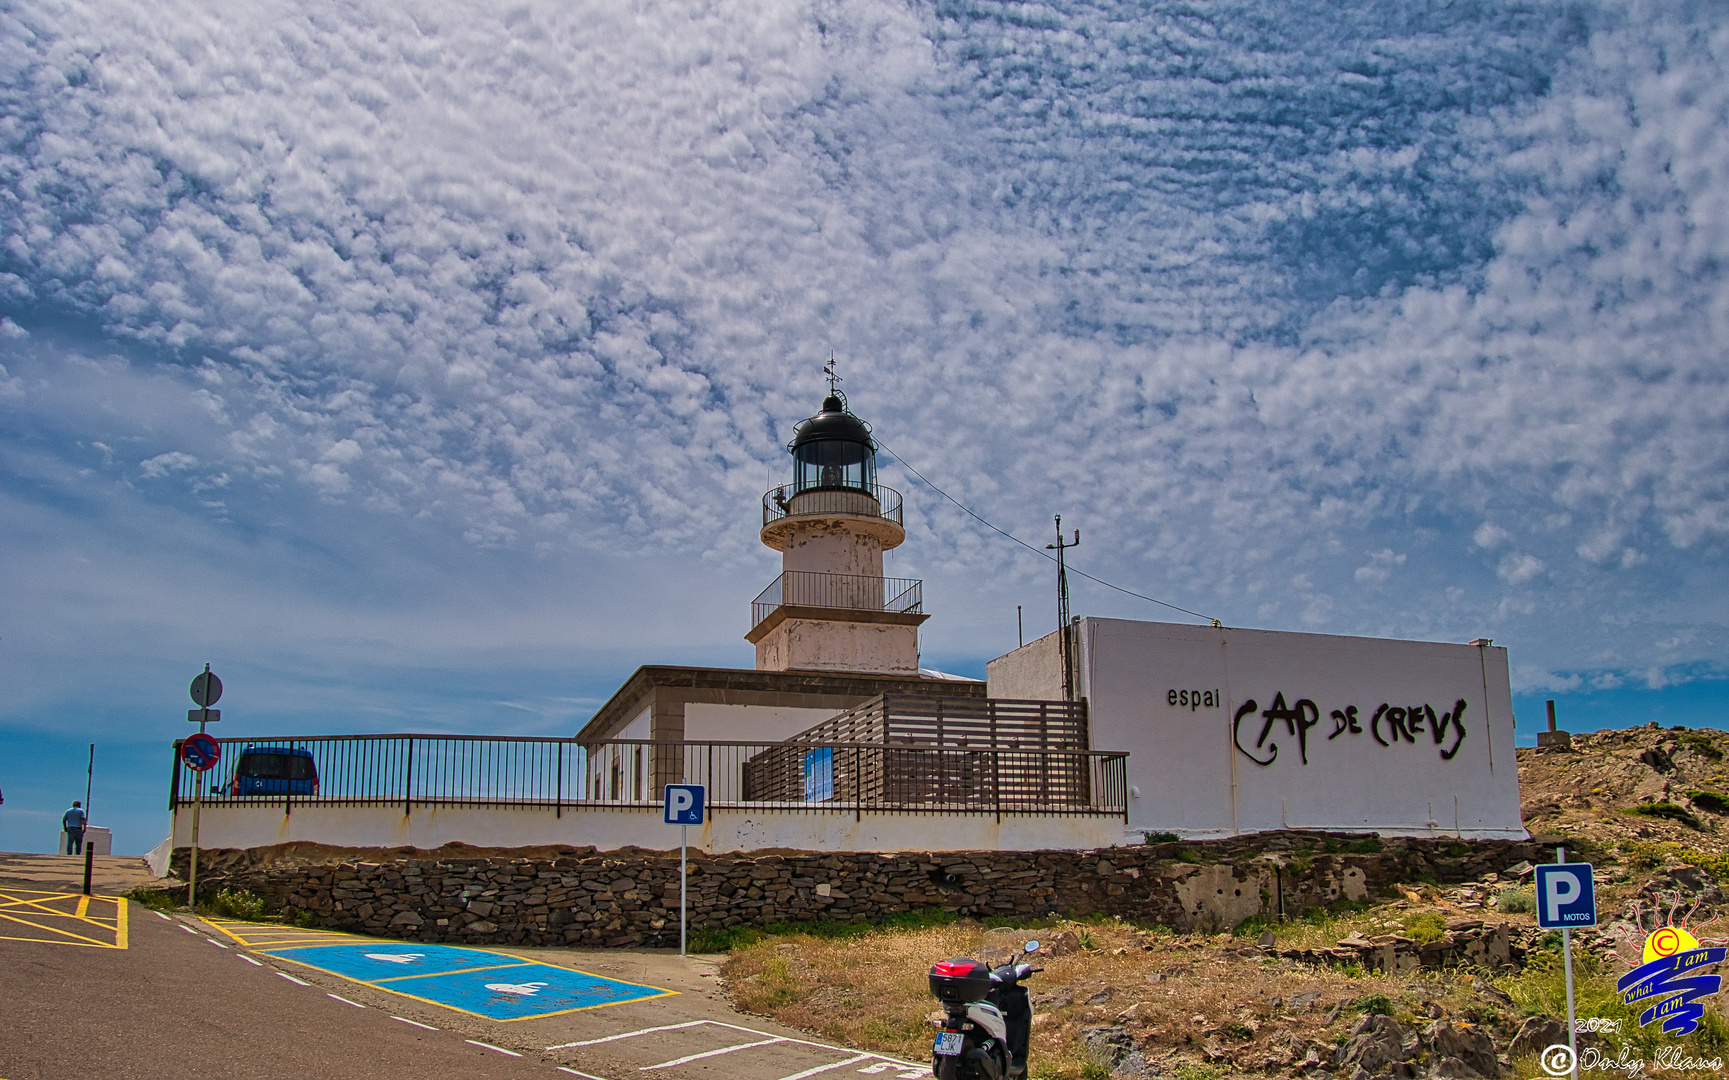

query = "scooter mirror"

[1023,941,1040,954]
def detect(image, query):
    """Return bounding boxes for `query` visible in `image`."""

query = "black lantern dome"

[789,392,877,494]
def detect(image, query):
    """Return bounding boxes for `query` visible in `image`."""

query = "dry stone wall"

[175,832,1543,948]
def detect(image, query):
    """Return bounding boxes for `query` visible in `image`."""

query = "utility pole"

[1046,517,1080,701]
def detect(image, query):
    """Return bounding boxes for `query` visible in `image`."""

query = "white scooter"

[927,941,1040,1080]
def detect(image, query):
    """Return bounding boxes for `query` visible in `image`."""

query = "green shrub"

[688,925,767,953]
[1353,994,1394,1016]
[1233,913,1274,939]
[1678,732,1725,761]
[1170,1066,1222,1080]
[1221,1021,1255,1041]
[1342,838,1383,854]
[1687,789,1729,814]
[1144,831,1180,844]
[1622,840,1729,883]
[1623,802,1702,829]
[207,888,267,920]
[125,886,184,911]
[1496,886,1536,914]
[1405,911,1447,944]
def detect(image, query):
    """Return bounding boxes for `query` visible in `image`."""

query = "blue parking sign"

[1534,863,1597,929]
[663,784,705,825]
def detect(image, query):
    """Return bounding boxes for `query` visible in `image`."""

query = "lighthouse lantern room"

[749,390,928,674]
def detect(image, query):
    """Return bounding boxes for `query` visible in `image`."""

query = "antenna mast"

[1047,516,1080,701]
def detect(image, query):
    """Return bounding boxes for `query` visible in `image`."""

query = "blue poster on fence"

[803,747,834,801]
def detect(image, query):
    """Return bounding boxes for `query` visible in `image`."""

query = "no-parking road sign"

[180,733,221,773]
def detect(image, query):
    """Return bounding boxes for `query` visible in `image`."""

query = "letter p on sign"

[1534,863,1596,929]
[664,783,705,825]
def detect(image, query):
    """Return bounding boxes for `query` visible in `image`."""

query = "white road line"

[640,1037,784,1070]
[153,911,171,921]
[239,954,264,966]
[178,924,198,935]
[773,1053,875,1080]
[558,1069,613,1080]
[546,1019,925,1075]
[392,1017,438,1031]
[328,993,365,1008]
[206,939,229,948]
[466,1040,522,1057]
[547,1020,711,1049]
[276,972,312,986]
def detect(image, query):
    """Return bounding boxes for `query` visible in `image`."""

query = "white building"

[169,389,1526,858]
[989,619,1525,839]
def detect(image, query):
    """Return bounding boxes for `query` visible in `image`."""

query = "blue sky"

[3,0,1728,856]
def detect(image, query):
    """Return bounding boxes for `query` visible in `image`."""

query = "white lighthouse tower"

[747,385,927,674]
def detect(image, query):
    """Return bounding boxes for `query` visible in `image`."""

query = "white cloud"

[0,0,1724,705]
[1496,553,1545,586]
[137,451,198,478]
[1354,548,1406,585]
[1473,523,1510,551]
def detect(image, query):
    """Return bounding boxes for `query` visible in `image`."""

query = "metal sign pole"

[1558,845,1578,1080]
[183,665,222,908]
[188,786,202,906]
[680,823,688,956]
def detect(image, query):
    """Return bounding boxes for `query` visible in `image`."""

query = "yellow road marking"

[198,916,364,948]
[0,890,128,949]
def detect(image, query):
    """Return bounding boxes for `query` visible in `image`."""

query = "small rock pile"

[1271,919,1514,974]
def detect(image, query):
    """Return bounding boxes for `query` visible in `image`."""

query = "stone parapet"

[171,831,1545,949]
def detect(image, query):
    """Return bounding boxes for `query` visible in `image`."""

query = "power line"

[874,437,1224,626]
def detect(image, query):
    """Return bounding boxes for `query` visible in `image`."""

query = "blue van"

[225,746,320,796]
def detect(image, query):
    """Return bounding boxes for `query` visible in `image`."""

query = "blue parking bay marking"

[259,943,675,1021]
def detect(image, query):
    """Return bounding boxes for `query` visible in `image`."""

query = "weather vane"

[824,354,841,394]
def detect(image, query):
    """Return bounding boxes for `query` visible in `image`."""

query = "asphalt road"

[0,857,930,1080]
[0,892,561,1080]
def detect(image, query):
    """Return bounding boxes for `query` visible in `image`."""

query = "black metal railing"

[750,570,923,630]
[169,734,1127,818]
[762,483,903,528]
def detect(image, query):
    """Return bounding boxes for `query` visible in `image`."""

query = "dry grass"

[720,916,1502,1080]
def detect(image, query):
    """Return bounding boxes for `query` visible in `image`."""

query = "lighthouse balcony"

[762,482,902,526]
[750,570,924,632]
[761,483,906,551]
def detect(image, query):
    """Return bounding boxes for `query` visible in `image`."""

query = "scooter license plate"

[934,1031,964,1056]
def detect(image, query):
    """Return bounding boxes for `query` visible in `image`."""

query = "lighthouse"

[747,390,927,674]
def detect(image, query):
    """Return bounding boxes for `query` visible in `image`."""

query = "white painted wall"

[754,616,920,674]
[986,630,1064,700]
[169,802,1123,854]
[1075,618,1524,840]
[586,708,652,800]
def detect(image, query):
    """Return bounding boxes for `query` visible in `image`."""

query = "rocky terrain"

[721,723,1729,1080]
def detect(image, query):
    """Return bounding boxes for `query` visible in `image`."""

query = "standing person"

[62,800,86,855]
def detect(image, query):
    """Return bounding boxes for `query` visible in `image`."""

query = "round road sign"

[190,669,223,708]
[181,733,221,773]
